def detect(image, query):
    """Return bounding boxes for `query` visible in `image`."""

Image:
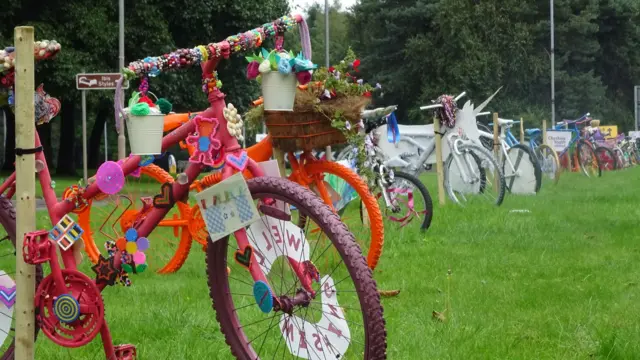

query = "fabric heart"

[226,151,249,172]
[234,245,253,269]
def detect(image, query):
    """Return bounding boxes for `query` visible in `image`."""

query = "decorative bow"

[386,111,400,144]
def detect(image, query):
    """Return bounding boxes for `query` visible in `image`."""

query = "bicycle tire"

[594,146,616,171]
[336,145,356,162]
[534,144,561,185]
[444,143,506,206]
[503,144,541,194]
[206,176,387,359]
[80,164,193,274]
[0,196,43,360]
[613,148,626,169]
[476,122,494,151]
[379,170,433,231]
[576,140,602,177]
[302,160,385,270]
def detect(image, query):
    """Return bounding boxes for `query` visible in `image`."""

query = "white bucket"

[126,114,165,155]
[261,72,297,111]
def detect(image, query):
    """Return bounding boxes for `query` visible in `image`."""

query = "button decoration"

[53,294,80,324]
[96,161,125,195]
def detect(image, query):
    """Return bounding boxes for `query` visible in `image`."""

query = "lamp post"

[117,0,126,159]
[324,0,333,160]
[550,0,556,127]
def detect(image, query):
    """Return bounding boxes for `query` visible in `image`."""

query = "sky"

[289,0,357,13]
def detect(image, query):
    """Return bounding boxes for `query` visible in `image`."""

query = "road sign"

[76,73,129,184]
[75,73,128,90]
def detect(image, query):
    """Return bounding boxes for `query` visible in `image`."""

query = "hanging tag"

[195,172,260,243]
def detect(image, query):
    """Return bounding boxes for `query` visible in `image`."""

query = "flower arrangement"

[245,48,316,85]
[246,48,382,188]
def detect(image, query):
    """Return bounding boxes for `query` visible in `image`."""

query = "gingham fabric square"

[234,195,255,222]
[204,205,226,235]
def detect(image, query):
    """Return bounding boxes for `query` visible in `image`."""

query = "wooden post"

[14,26,36,360]
[492,113,500,192]
[433,115,445,205]
[272,146,287,178]
[542,119,547,145]
[519,117,524,143]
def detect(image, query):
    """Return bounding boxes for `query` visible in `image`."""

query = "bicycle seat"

[497,118,514,127]
[525,128,541,136]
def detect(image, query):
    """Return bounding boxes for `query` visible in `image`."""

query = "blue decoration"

[53,294,80,323]
[125,228,138,242]
[198,137,211,152]
[139,155,155,167]
[387,112,400,144]
[253,281,274,314]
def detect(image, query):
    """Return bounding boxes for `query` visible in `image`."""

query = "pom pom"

[277,57,292,74]
[138,95,155,107]
[258,60,271,73]
[156,98,172,115]
[130,103,151,116]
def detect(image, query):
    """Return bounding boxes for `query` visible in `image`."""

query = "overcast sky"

[289,0,357,13]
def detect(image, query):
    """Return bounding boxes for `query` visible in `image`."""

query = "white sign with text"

[546,130,573,153]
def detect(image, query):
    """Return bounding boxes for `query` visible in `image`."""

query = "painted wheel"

[502,144,541,194]
[576,140,602,177]
[534,144,561,184]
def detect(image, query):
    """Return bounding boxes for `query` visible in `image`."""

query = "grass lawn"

[6,166,640,359]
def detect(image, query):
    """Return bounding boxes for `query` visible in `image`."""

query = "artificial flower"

[334,71,341,80]
[296,71,312,85]
[352,59,361,72]
[376,83,382,89]
[258,59,271,73]
[246,61,260,80]
[345,121,352,130]
[291,52,317,72]
[357,79,364,85]
[363,91,372,97]
[322,89,332,99]
[328,66,335,73]
[277,57,292,74]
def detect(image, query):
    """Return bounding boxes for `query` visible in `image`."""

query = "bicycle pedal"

[23,230,52,265]
[114,344,137,360]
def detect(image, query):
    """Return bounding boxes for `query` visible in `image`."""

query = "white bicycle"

[340,91,506,206]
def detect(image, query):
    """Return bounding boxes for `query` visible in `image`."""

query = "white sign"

[75,73,129,90]
[195,172,260,242]
[246,218,351,358]
[255,133,267,142]
[258,160,290,215]
[546,130,573,153]
[629,131,640,140]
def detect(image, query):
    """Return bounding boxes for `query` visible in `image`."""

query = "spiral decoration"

[53,294,80,323]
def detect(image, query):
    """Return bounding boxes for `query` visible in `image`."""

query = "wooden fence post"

[519,117,524,143]
[542,119,547,145]
[14,26,36,360]
[433,115,445,205]
[492,113,500,192]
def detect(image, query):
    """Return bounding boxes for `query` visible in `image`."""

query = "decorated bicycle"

[335,105,434,231]
[372,90,506,206]
[131,50,387,273]
[0,16,387,359]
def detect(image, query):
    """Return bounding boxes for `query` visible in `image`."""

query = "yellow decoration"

[125,242,137,254]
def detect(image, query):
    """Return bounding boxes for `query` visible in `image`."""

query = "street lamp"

[550,0,555,127]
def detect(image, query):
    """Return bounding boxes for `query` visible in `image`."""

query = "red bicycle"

[0,16,386,359]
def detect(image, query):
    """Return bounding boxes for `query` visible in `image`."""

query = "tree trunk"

[56,99,77,176]
[88,99,109,169]
[2,106,15,171]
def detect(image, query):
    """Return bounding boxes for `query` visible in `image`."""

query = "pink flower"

[296,71,312,85]
[246,61,260,80]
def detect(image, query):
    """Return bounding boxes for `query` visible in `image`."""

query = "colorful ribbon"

[386,111,400,144]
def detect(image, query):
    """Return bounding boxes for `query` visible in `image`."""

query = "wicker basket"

[264,110,347,152]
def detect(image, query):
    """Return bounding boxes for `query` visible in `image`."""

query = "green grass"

[6,167,640,359]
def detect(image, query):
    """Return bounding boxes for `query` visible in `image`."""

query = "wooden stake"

[433,115,445,205]
[519,117,524,144]
[272,146,287,178]
[542,119,547,145]
[492,113,500,193]
[14,26,36,360]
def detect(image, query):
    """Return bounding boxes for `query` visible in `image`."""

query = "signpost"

[545,130,572,153]
[635,85,640,131]
[75,73,128,184]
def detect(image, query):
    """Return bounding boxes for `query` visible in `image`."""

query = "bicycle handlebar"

[419,92,466,111]
[121,14,305,80]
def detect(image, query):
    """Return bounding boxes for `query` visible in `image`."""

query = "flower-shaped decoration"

[185,115,222,166]
[116,228,149,274]
[245,48,317,85]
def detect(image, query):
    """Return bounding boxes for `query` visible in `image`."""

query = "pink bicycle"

[0,15,386,359]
